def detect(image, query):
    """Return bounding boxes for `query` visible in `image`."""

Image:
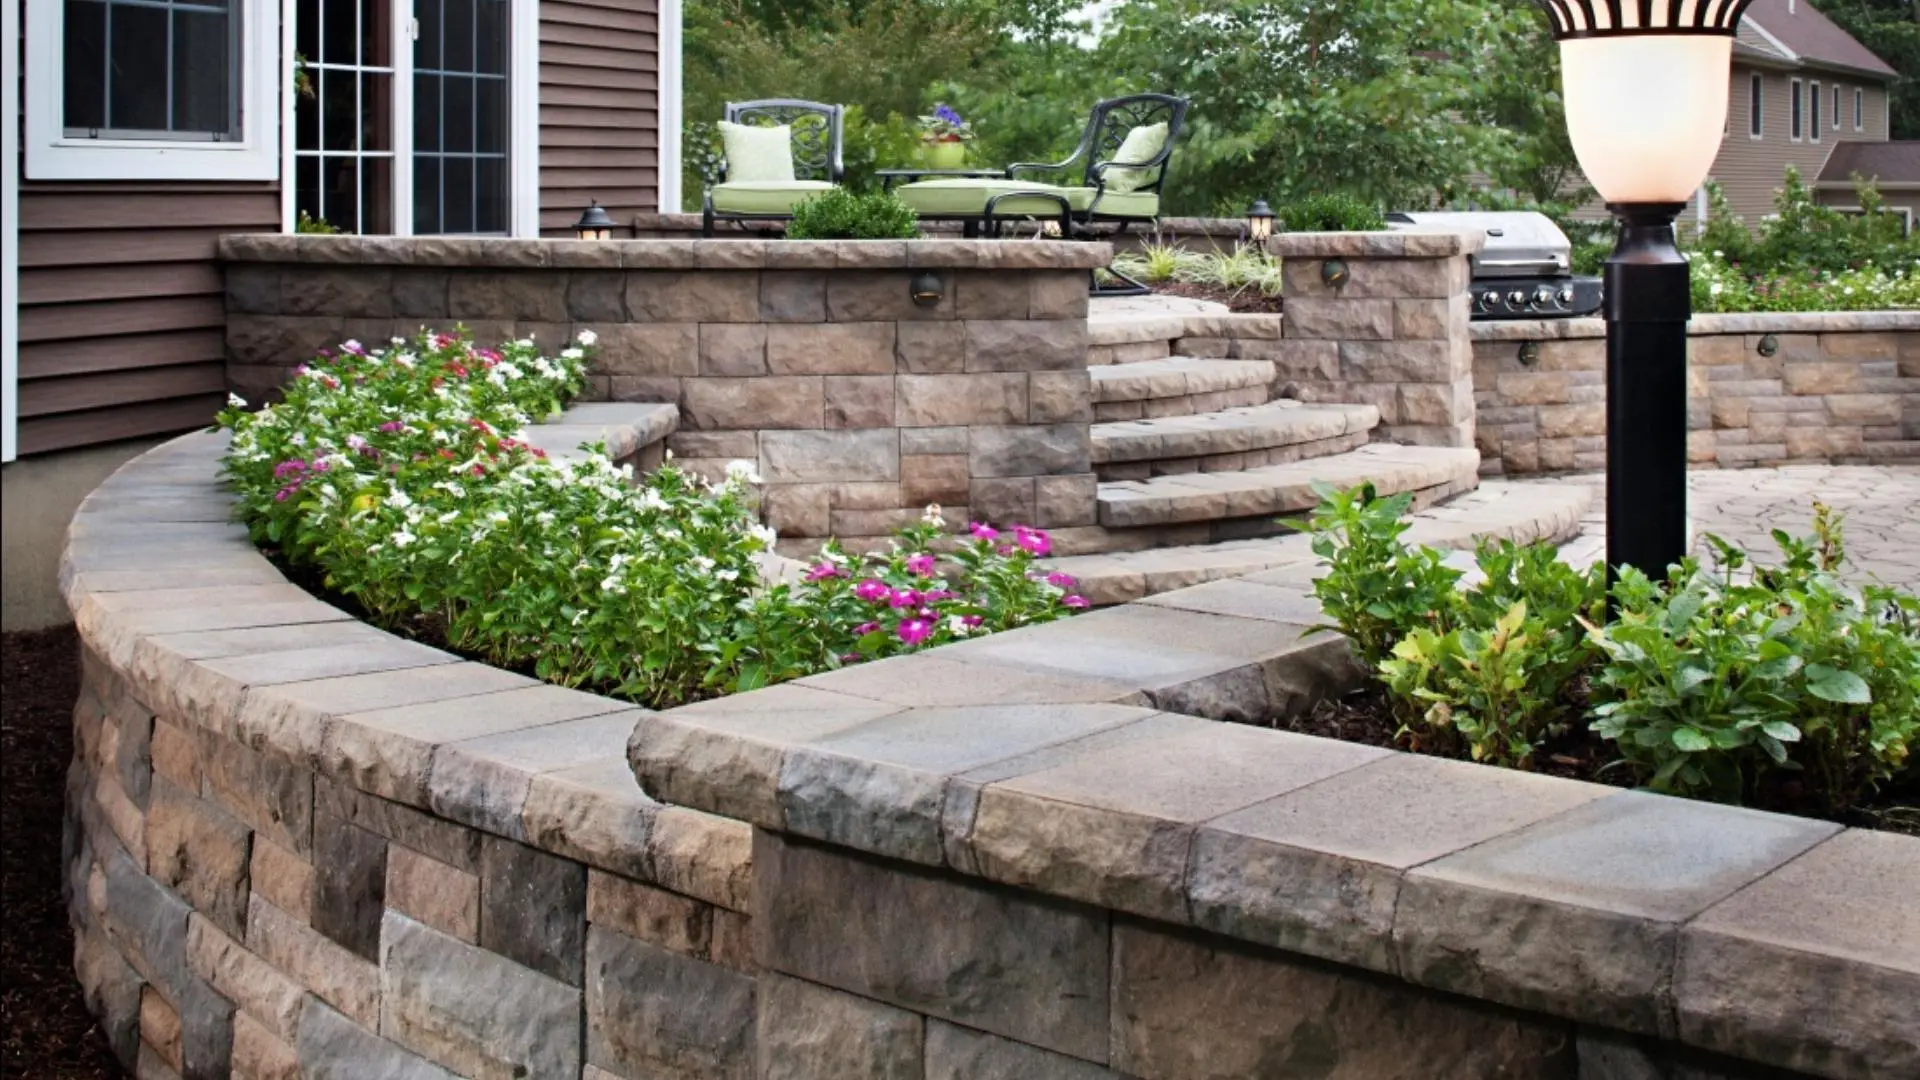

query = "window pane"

[297,0,320,61]
[361,72,392,151]
[108,3,170,131]
[476,157,506,235]
[320,156,360,233]
[172,10,233,135]
[414,74,441,152]
[322,68,356,150]
[322,0,355,66]
[443,156,474,233]
[296,156,323,225]
[1811,87,1820,139]
[476,78,505,154]
[476,0,506,76]
[1749,77,1761,137]
[416,0,442,70]
[414,156,442,234]
[63,0,108,129]
[363,0,392,68]
[444,77,474,153]
[297,64,322,150]
[362,156,394,234]
[444,0,474,73]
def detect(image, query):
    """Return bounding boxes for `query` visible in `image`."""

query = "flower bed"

[1276,484,1919,832]
[218,329,1083,709]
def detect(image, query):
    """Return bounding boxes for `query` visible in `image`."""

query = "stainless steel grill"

[1385,210,1604,321]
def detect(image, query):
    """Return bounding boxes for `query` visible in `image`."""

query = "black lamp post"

[573,200,617,241]
[1534,0,1756,581]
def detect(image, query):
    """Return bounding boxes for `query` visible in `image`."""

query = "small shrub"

[1298,483,1461,669]
[786,188,920,240]
[1274,193,1387,233]
[296,210,340,235]
[1111,243,1283,298]
[1131,239,1187,284]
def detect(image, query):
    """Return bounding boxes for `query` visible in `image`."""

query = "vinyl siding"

[14,185,279,455]
[1707,62,1893,226]
[538,0,660,235]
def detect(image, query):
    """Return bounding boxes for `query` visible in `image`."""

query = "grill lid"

[1384,210,1572,278]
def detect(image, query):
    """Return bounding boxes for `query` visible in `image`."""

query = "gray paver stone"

[309,812,388,962]
[296,998,459,1080]
[480,835,588,986]
[585,927,756,1080]
[924,1019,1123,1080]
[145,777,253,940]
[757,973,924,1080]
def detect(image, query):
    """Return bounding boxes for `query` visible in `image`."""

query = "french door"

[291,0,515,235]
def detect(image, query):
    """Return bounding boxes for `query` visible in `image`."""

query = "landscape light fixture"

[573,200,617,241]
[909,272,945,308]
[1246,199,1275,243]
[1535,0,1756,582]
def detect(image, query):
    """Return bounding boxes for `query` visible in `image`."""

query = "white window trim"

[3,0,20,460]
[1810,80,1821,142]
[280,0,538,237]
[26,0,282,181]
[658,0,683,214]
[1790,78,1803,142]
[1749,73,1764,140]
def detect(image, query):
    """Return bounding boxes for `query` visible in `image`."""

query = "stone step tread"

[1088,358,1275,404]
[1051,479,1594,605]
[1096,444,1481,528]
[1092,401,1380,464]
[523,403,678,462]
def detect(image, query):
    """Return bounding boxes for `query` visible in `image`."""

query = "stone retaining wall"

[218,236,1111,553]
[1473,312,1920,475]
[65,428,1917,1080]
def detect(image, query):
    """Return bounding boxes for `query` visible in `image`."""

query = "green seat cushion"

[718,121,796,183]
[894,179,1159,219]
[711,180,837,215]
[1104,123,1169,193]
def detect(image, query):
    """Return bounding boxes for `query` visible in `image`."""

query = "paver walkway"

[1538,465,1920,589]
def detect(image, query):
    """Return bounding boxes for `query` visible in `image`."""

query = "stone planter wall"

[1473,312,1920,475]
[64,430,1918,1080]
[218,236,1111,553]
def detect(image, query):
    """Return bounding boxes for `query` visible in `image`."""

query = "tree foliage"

[1821,0,1919,140]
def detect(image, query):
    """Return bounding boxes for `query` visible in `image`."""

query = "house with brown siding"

[1,0,683,628]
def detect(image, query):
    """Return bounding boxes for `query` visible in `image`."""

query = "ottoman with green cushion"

[892,179,1160,221]
[709,180,838,216]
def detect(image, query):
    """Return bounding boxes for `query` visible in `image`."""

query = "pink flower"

[341,340,366,356]
[1063,595,1090,609]
[905,553,936,577]
[273,460,307,478]
[273,484,299,502]
[805,563,846,582]
[961,615,984,628]
[839,653,864,664]
[897,617,935,645]
[1045,571,1077,589]
[923,590,956,602]
[378,420,407,433]
[853,622,880,635]
[1014,527,1051,556]
[969,522,1000,541]
[888,588,922,609]
[854,579,891,603]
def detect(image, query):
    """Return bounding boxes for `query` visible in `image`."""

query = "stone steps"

[1097,443,1481,532]
[1089,358,1275,422]
[1093,401,1380,481]
[1048,478,1594,605]
[522,402,678,466]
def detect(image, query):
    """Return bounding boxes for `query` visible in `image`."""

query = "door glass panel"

[293,0,394,233]
[415,0,510,235]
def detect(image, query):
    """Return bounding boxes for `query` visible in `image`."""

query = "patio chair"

[702,99,846,237]
[891,93,1189,293]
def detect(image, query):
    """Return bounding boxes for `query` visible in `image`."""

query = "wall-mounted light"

[910,272,945,308]
[1518,341,1541,367]
[1321,258,1349,289]
[1246,199,1275,243]
[1756,333,1779,358]
[573,200,617,241]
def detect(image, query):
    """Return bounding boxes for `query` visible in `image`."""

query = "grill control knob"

[1507,290,1527,308]
[1558,285,1576,305]
[1477,290,1499,311]
[1532,285,1556,308]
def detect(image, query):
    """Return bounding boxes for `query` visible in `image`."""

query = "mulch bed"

[1150,281,1285,314]
[1260,683,1920,835]
[1,626,126,1079]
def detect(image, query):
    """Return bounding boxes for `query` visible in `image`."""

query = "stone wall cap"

[1472,310,1920,342]
[217,233,1115,271]
[1265,229,1485,259]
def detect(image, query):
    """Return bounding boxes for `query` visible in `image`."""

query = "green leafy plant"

[785,188,920,240]
[1297,482,1461,669]
[1274,192,1388,233]
[295,211,340,235]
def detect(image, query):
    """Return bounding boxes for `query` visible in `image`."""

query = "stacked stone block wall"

[219,236,1110,552]
[1473,314,1920,475]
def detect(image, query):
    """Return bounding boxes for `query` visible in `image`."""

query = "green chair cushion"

[1104,122,1169,193]
[893,179,1158,219]
[710,180,837,215]
[718,121,796,183]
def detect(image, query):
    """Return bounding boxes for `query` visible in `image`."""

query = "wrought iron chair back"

[722,99,846,184]
[1008,93,1188,196]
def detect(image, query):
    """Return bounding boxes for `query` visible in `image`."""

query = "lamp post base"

[1603,202,1691,586]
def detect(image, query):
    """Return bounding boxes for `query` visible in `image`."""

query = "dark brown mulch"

[1260,683,1919,835]
[1151,281,1285,314]
[1,626,126,1079]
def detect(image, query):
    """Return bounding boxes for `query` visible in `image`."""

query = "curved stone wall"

[66,419,1917,1079]
[1472,311,1920,475]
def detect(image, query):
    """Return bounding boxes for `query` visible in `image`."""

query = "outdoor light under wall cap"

[573,200,618,241]
[910,272,945,308]
[1534,0,1756,588]
[1320,259,1350,289]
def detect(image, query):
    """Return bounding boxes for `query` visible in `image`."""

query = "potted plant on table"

[917,104,975,170]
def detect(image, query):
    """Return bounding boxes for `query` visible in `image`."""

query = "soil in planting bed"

[1149,281,1285,314]
[1258,684,1920,836]
[1,626,128,1079]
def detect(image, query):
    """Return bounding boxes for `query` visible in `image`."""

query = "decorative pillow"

[1103,122,1169,193]
[719,121,796,183]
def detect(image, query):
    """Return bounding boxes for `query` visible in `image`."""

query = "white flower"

[385,488,413,509]
[749,524,778,549]
[576,329,598,346]
[560,347,584,361]
[724,459,763,484]
[391,529,417,548]
[947,615,974,636]
[227,393,249,408]
[1710,282,1724,296]
[535,511,556,525]
[922,503,945,526]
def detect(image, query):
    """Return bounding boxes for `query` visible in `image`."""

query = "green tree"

[1821,0,1919,140]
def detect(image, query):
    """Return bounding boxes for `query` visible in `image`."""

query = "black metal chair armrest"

[1005,161,1075,180]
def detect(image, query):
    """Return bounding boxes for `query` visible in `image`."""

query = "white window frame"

[3,0,20,460]
[658,0,683,214]
[26,0,282,181]
[280,0,537,236]
[1810,81,1821,142]
[1748,74,1763,139]
[1855,87,1864,132]
[1790,78,1803,142]
[1832,84,1841,135]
